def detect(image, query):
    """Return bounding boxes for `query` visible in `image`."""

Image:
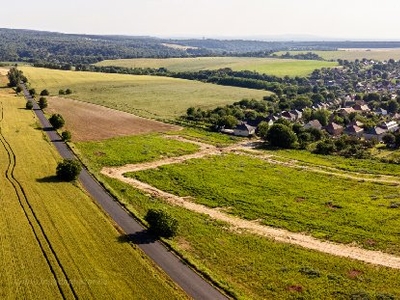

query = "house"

[337,107,355,116]
[353,104,370,112]
[233,123,256,137]
[291,110,303,121]
[324,122,344,136]
[375,108,388,116]
[281,111,296,121]
[381,121,398,132]
[364,127,387,142]
[304,119,322,130]
[344,125,364,137]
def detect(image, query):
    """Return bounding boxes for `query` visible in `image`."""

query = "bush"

[25,101,33,110]
[56,159,82,181]
[40,89,49,96]
[61,130,72,142]
[38,97,48,109]
[65,88,72,95]
[59,89,65,95]
[49,114,65,129]
[145,209,178,238]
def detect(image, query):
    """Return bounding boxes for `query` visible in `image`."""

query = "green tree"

[38,97,48,109]
[61,130,72,142]
[145,209,178,238]
[256,121,269,139]
[28,88,36,97]
[217,115,238,129]
[49,114,65,129]
[65,88,72,95]
[25,101,33,110]
[7,67,26,87]
[40,89,49,96]
[15,85,22,94]
[265,124,297,148]
[56,159,82,181]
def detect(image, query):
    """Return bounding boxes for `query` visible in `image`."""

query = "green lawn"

[0,75,186,299]
[95,57,338,77]
[20,66,269,120]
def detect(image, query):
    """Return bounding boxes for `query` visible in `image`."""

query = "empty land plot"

[95,57,338,77]
[46,97,181,141]
[20,66,268,120]
[274,49,400,61]
[127,153,400,255]
[0,76,186,299]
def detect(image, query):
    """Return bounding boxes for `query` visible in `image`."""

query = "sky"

[2,0,400,40]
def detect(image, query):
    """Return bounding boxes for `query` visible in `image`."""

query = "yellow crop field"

[20,67,268,120]
[0,74,186,299]
[95,56,337,77]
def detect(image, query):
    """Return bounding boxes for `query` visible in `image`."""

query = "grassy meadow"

[127,153,400,254]
[74,133,400,299]
[274,49,400,61]
[95,57,338,77]
[19,66,268,120]
[0,76,186,299]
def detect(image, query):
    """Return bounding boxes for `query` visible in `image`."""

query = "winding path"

[102,136,400,269]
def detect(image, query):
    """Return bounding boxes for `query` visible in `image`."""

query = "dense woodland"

[3,28,400,64]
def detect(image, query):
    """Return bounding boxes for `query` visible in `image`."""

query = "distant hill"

[2,28,400,65]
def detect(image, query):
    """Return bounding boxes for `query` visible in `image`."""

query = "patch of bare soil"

[101,136,400,269]
[46,97,181,141]
[0,68,9,76]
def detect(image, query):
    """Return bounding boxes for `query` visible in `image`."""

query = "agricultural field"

[46,97,181,141]
[73,132,400,299]
[95,57,338,77]
[20,66,268,120]
[274,49,400,61]
[0,75,186,299]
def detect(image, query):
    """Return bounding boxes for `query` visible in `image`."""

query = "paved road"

[22,85,228,300]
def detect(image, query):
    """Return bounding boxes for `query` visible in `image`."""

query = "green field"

[0,76,185,299]
[20,66,268,120]
[95,57,338,77]
[127,153,400,254]
[74,133,400,299]
[274,49,400,61]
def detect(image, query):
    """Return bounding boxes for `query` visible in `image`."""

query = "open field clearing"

[20,66,268,120]
[46,97,181,141]
[126,152,400,254]
[74,133,400,299]
[274,49,400,61]
[95,57,338,77]
[0,77,186,299]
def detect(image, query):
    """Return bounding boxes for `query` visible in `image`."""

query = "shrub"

[145,209,178,238]
[65,88,72,95]
[59,89,65,95]
[49,114,65,129]
[38,97,48,109]
[40,89,49,96]
[56,159,82,181]
[25,101,33,110]
[61,130,72,142]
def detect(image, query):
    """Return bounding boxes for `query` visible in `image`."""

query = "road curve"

[21,84,228,300]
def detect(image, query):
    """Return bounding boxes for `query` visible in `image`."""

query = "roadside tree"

[49,114,65,129]
[145,209,178,238]
[56,159,82,181]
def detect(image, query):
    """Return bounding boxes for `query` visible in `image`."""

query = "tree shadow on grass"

[36,175,61,183]
[117,230,158,245]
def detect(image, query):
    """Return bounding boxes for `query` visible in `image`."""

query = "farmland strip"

[0,102,78,300]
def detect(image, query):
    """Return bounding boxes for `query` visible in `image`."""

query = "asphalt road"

[21,84,228,300]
